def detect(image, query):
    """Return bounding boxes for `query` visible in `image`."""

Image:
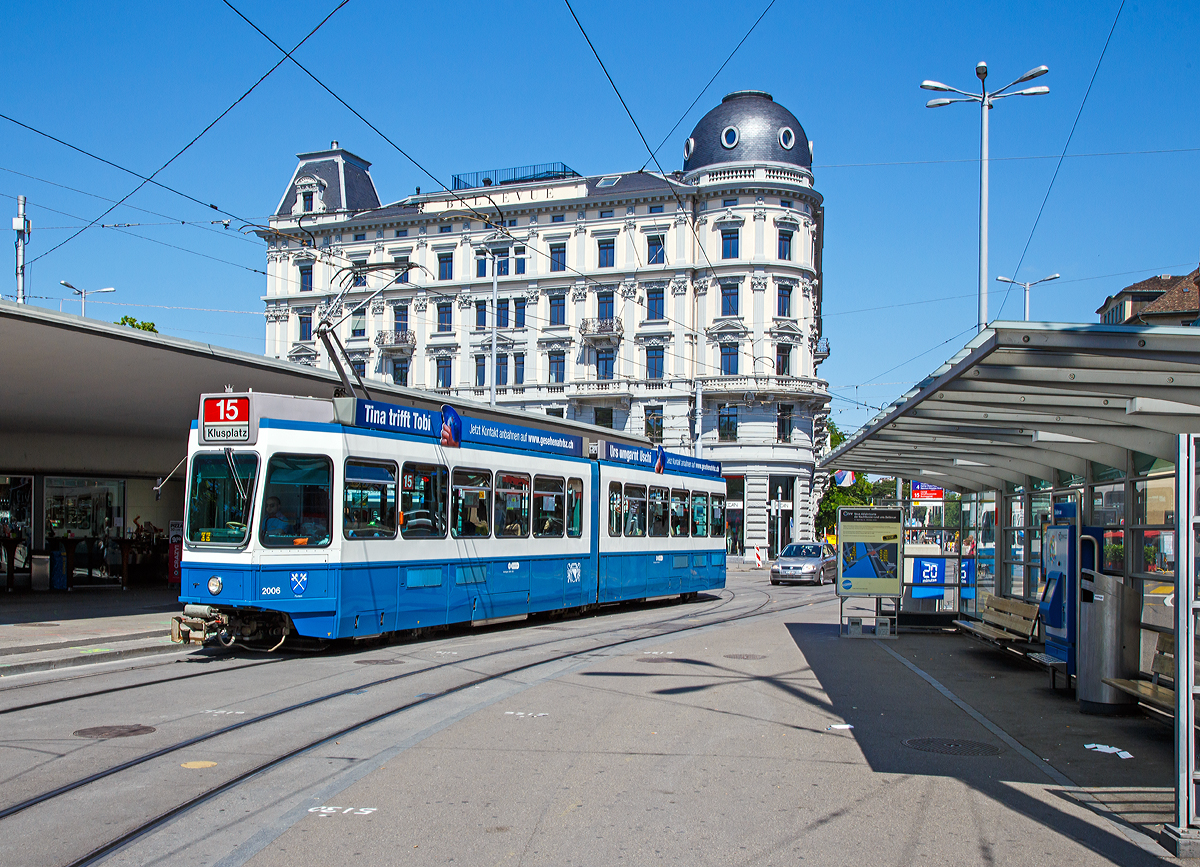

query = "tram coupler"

[171,604,228,645]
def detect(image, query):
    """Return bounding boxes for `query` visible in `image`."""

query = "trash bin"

[49,551,67,591]
[1077,571,1140,714]
[31,553,50,592]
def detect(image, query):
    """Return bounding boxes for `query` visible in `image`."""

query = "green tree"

[816,471,873,535]
[116,315,158,332]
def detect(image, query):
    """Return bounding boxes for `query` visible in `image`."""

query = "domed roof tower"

[682,90,811,177]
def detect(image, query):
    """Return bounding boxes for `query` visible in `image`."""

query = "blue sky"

[4,1,1197,433]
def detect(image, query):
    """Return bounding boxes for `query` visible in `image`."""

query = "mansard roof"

[274,144,381,217]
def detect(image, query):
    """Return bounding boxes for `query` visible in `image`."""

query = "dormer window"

[302,192,314,212]
[597,176,620,188]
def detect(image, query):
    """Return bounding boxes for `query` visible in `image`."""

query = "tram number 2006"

[261,587,282,596]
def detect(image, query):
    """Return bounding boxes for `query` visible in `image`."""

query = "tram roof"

[820,321,1200,493]
[0,300,650,476]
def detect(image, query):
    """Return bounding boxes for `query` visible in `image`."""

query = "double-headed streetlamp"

[59,280,115,317]
[996,272,1059,322]
[922,62,1050,333]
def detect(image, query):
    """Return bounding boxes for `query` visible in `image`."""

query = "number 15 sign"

[201,396,251,443]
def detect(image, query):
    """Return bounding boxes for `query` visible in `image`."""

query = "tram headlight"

[208,576,223,596]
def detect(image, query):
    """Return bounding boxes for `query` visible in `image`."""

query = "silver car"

[771,542,837,585]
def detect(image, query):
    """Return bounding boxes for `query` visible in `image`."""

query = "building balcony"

[814,337,830,364]
[696,374,828,398]
[374,330,417,353]
[580,318,624,345]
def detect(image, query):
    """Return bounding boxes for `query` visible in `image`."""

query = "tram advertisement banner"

[836,507,903,597]
[598,440,721,478]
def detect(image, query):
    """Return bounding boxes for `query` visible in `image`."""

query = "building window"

[438,252,453,280]
[437,302,452,332]
[780,200,792,209]
[646,285,664,320]
[644,406,663,443]
[649,205,664,214]
[594,407,613,428]
[515,298,526,328]
[777,404,794,442]
[515,245,526,275]
[720,343,738,376]
[597,349,614,380]
[302,191,314,212]
[351,313,365,338]
[718,404,737,441]
[600,209,614,218]
[299,264,313,293]
[548,351,565,383]
[354,233,366,242]
[550,243,566,272]
[393,357,409,386]
[351,265,367,288]
[721,229,739,260]
[439,224,452,233]
[496,248,509,276]
[514,353,525,385]
[476,256,487,278]
[776,346,791,376]
[436,357,452,388]
[551,214,565,223]
[475,355,486,387]
[647,346,664,380]
[598,291,614,320]
[475,300,486,330]
[647,235,665,265]
[395,229,408,238]
[395,305,408,331]
[546,408,564,418]
[394,256,409,283]
[496,355,508,385]
[351,359,367,378]
[778,284,792,318]
[598,239,615,268]
[497,299,509,328]
[550,294,566,326]
[721,283,738,317]
[722,198,738,207]
[778,230,792,261]
[298,314,312,342]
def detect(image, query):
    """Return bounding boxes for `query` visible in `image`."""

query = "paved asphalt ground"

[0,568,1181,866]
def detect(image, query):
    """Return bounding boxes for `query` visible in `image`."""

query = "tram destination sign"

[201,396,250,443]
[836,507,903,598]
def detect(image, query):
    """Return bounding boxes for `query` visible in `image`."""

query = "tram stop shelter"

[820,321,1200,856]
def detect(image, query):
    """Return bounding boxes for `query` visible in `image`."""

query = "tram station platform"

[0,587,188,676]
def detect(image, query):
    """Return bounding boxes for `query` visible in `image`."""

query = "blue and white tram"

[174,392,725,646]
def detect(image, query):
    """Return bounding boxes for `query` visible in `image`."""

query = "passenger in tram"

[263,497,292,535]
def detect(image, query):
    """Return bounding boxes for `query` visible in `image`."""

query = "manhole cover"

[724,653,766,660]
[902,738,1001,756]
[73,725,157,739]
[17,622,60,627]
[354,659,405,665]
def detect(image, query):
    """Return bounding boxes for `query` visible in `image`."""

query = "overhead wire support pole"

[13,195,28,304]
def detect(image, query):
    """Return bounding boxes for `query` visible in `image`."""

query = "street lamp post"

[995,273,1060,321]
[59,280,115,317]
[922,62,1050,333]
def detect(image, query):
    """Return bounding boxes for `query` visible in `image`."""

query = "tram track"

[8,587,834,867]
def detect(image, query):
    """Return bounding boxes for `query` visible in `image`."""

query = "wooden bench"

[953,592,1040,646]
[1103,632,1175,713]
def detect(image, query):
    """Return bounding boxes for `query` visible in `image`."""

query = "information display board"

[837,507,903,597]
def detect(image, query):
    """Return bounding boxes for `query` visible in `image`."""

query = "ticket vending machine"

[1039,503,1102,679]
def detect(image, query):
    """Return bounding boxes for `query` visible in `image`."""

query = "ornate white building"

[261,91,830,557]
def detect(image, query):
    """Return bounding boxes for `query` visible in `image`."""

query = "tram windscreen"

[261,454,332,547]
[187,451,258,545]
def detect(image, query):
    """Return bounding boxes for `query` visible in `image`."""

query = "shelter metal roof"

[819,321,1200,492]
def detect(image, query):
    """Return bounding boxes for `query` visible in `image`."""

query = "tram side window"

[343,460,398,539]
[566,478,584,538]
[534,476,565,537]
[648,486,669,537]
[692,492,709,537]
[495,473,531,537]
[670,489,689,537]
[710,494,726,538]
[400,463,448,539]
[187,452,258,545]
[608,483,623,537]
[261,454,332,547]
[625,484,647,537]
[452,469,492,538]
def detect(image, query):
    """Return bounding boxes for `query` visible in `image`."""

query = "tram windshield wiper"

[225,447,248,507]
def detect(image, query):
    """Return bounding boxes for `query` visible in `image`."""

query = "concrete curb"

[0,629,169,657]
[0,640,199,678]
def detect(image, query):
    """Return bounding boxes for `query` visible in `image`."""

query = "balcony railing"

[580,318,624,343]
[696,374,827,395]
[814,337,830,362]
[374,330,417,351]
